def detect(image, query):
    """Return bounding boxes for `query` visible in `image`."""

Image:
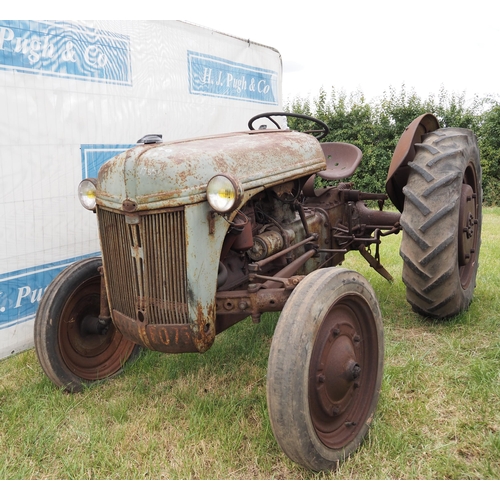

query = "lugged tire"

[400,128,482,318]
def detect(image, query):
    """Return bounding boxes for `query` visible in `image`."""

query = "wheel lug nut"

[331,327,340,337]
[331,405,340,416]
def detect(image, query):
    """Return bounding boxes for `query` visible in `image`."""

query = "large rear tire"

[34,257,142,392]
[266,268,384,471]
[400,128,482,318]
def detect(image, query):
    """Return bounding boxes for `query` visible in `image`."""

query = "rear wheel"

[400,128,482,318]
[266,268,384,471]
[34,257,141,392]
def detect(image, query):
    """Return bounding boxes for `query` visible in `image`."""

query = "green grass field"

[1,208,499,479]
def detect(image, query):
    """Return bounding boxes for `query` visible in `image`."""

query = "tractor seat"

[318,142,363,181]
[302,142,363,197]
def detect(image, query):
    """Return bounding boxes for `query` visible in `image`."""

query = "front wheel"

[266,268,384,471]
[34,257,141,392]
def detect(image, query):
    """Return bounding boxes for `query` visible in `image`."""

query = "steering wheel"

[248,112,330,141]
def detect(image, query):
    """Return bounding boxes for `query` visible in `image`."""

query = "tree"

[478,103,500,205]
[285,85,498,204]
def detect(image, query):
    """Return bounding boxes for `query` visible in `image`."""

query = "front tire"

[400,128,482,318]
[266,268,384,471]
[34,257,141,392]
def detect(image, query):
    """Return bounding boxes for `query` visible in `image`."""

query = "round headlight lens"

[78,178,98,211]
[206,175,243,213]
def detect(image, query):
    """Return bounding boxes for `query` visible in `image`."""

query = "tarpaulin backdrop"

[0,20,282,359]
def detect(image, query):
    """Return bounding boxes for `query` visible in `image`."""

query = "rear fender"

[386,113,439,212]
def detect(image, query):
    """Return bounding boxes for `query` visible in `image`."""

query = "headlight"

[206,174,243,213]
[78,178,98,211]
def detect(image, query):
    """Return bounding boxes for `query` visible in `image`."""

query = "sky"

[186,0,499,104]
[7,0,498,105]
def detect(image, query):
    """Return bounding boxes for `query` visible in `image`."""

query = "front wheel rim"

[308,294,379,449]
[58,276,136,380]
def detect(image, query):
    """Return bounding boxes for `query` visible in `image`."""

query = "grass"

[1,209,499,479]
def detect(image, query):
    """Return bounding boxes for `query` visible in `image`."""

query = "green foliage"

[285,85,500,204]
[478,103,500,204]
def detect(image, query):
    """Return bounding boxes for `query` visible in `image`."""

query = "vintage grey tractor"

[34,112,482,471]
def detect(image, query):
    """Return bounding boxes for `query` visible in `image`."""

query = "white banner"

[0,20,283,359]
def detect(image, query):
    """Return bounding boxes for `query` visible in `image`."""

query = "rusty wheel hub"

[308,297,378,449]
[58,276,136,380]
[458,167,479,289]
[314,324,360,419]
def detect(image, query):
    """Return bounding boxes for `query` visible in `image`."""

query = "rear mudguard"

[386,113,440,212]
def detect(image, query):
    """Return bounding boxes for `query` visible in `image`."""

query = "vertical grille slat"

[97,207,188,325]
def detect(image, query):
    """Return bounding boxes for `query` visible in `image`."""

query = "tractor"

[34,112,482,471]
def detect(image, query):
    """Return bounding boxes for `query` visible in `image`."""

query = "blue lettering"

[0,21,131,85]
[188,51,277,105]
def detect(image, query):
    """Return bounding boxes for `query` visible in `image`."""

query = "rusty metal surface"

[216,287,291,315]
[458,162,481,290]
[247,231,285,261]
[260,250,316,289]
[57,272,137,378]
[246,208,330,277]
[318,142,363,181]
[97,130,327,212]
[386,113,440,211]
[459,184,476,268]
[92,121,409,356]
[249,236,317,272]
[97,205,199,353]
[97,197,227,353]
[110,304,216,354]
[308,289,381,449]
[355,201,401,228]
[215,286,296,332]
[358,244,394,282]
[98,206,189,325]
[112,311,202,353]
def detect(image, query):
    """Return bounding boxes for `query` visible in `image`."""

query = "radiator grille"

[97,207,189,325]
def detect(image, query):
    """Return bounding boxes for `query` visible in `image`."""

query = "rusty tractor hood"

[97,129,327,211]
